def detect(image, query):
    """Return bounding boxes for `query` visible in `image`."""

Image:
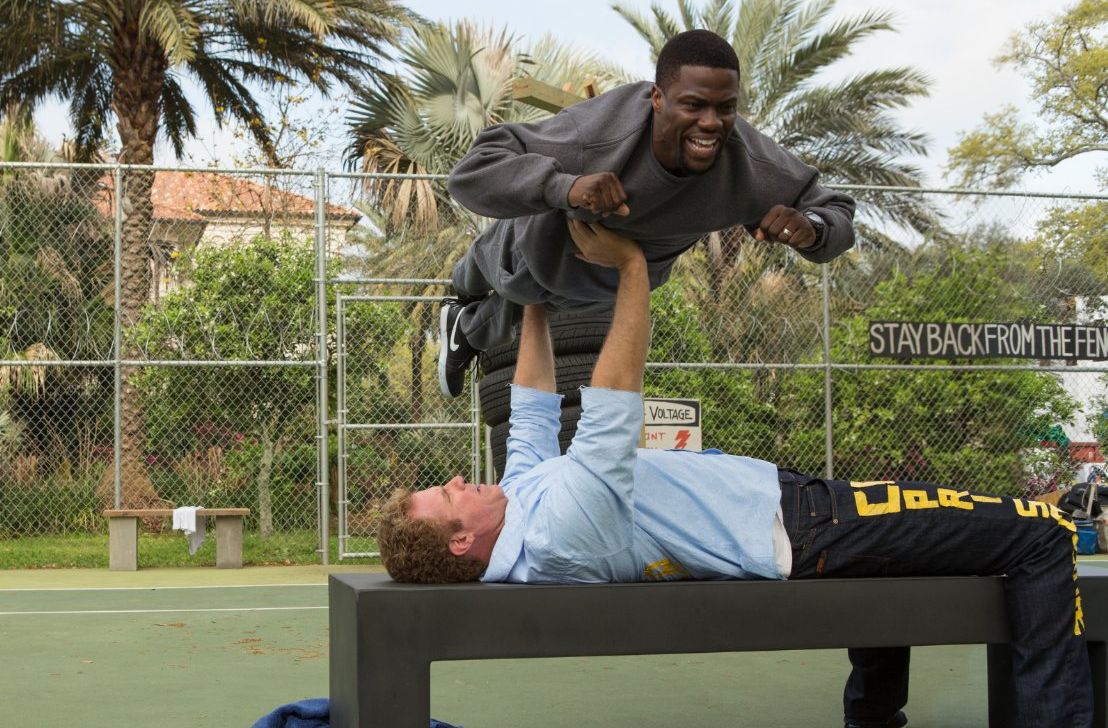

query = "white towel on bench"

[172,506,206,556]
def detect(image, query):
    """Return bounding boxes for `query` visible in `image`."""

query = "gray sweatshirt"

[447,81,855,305]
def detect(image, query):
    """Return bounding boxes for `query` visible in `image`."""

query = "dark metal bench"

[329,564,1108,727]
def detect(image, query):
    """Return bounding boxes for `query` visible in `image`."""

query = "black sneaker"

[844,710,908,728]
[438,298,477,398]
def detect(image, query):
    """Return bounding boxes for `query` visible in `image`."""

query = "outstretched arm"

[501,305,562,482]
[513,305,555,392]
[566,220,650,392]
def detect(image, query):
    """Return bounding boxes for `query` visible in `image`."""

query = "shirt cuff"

[581,386,644,415]
[544,172,580,210]
[510,384,564,410]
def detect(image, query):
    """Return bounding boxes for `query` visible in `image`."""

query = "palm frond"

[67,61,113,162]
[611,2,668,58]
[140,0,201,64]
[651,2,686,42]
[188,48,277,162]
[755,8,896,117]
[696,0,734,36]
[160,72,197,158]
[228,0,332,38]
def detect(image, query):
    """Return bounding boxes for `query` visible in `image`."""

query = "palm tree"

[0,0,413,507]
[1,104,55,165]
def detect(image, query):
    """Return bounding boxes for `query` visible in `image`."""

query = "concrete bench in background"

[103,508,250,570]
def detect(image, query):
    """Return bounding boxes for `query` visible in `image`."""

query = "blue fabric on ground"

[250,698,461,728]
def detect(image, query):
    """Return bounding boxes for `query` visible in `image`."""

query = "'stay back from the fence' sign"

[869,322,1108,360]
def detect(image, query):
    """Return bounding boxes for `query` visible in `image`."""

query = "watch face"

[804,212,825,240]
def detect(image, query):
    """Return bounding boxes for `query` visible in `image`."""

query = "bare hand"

[567,219,644,270]
[753,204,816,249]
[567,172,630,217]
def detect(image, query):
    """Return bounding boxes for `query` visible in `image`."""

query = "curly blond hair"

[376,488,486,583]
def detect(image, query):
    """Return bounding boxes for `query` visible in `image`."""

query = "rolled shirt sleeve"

[501,385,564,483]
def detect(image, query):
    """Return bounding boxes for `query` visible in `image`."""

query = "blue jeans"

[777,469,1093,728]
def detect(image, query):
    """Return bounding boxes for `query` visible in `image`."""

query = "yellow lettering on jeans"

[937,488,974,510]
[850,481,895,488]
[854,486,901,516]
[1014,499,1050,518]
[903,489,939,510]
[1048,504,1077,532]
[971,494,1003,503]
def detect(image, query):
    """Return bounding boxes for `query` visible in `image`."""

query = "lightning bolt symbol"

[675,430,690,449]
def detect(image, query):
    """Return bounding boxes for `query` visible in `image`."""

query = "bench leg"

[986,644,1017,728]
[330,579,431,727]
[108,517,139,571]
[215,516,243,568]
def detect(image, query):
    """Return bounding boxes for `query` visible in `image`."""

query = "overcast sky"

[32,0,1104,192]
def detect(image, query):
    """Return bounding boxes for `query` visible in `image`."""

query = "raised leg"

[108,516,138,571]
[215,516,243,568]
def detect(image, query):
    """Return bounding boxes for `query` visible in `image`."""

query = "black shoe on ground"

[844,710,908,728]
[438,298,477,398]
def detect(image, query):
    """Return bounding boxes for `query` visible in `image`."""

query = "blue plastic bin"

[1075,519,1098,555]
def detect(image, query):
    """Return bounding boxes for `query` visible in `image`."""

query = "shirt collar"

[481,493,523,582]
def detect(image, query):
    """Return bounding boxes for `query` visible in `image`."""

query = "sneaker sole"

[437,305,455,398]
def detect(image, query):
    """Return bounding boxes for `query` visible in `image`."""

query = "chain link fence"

[0,161,1105,565]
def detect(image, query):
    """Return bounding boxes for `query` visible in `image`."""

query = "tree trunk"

[95,14,168,509]
[257,429,277,539]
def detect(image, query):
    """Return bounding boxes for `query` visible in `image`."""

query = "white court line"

[0,583,327,592]
[0,605,327,616]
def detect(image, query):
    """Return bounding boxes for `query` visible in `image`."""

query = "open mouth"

[684,136,720,161]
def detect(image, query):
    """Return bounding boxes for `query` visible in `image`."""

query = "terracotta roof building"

[95,170,361,300]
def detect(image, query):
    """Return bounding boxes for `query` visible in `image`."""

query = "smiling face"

[650,65,739,176]
[407,475,507,558]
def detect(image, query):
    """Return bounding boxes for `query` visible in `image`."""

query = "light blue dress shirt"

[482,384,786,584]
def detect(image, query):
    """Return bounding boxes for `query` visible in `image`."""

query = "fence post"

[822,262,834,480]
[113,164,123,509]
[316,168,330,565]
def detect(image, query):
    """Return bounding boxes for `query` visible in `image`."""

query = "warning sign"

[640,398,702,451]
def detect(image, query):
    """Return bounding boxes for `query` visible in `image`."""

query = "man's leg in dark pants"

[843,647,910,727]
[450,247,522,352]
[780,473,1092,728]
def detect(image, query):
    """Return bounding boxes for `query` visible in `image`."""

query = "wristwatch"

[803,211,826,248]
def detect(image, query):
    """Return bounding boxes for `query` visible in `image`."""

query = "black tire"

[491,405,582,480]
[479,352,598,427]
[478,313,611,373]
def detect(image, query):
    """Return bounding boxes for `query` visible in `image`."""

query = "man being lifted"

[438,29,856,398]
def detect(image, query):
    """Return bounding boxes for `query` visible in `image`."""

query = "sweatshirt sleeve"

[447,113,583,219]
[790,172,857,264]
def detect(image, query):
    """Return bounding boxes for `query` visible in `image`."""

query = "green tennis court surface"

[0,564,1033,727]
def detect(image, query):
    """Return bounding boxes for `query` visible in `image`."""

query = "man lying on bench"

[377,220,1092,728]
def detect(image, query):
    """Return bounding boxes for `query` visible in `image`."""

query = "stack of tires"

[478,312,612,479]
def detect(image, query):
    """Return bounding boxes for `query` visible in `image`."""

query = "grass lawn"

[0,530,380,569]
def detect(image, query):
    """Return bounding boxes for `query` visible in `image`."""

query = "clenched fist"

[568,172,630,217]
[753,204,818,250]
